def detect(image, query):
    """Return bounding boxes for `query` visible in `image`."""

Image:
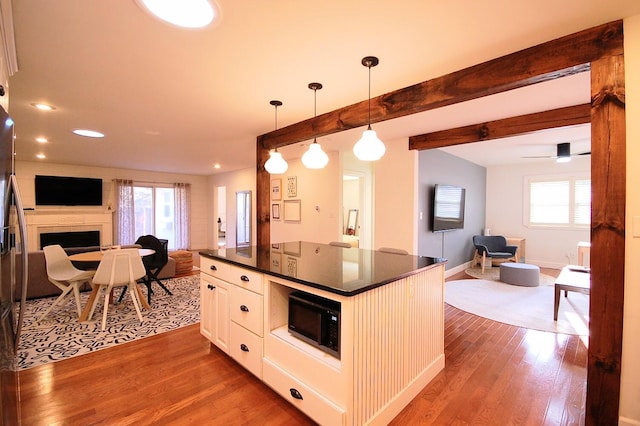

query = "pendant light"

[301,82,329,169]
[353,56,386,161]
[264,100,289,174]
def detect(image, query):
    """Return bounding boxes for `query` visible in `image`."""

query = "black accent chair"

[119,235,173,304]
[472,235,519,273]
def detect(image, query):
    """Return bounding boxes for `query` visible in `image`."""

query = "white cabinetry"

[200,273,229,353]
[200,255,263,378]
[200,254,445,425]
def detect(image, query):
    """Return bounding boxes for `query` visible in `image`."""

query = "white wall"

[270,151,341,244]
[15,161,210,249]
[373,137,418,254]
[208,167,256,249]
[485,156,591,268]
[620,13,640,426]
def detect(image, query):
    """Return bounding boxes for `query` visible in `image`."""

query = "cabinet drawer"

[200,256,231,281]
[229,322,262,378]
[230,286,263,336]
[228,265,263,294]
[263,359,345,426]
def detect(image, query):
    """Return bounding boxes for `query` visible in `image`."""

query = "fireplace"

[40,230,101,249]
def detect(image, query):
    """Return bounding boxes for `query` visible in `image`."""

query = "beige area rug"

[447,272,589,335]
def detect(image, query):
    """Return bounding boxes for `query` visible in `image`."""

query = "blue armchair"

[472,235,519,273]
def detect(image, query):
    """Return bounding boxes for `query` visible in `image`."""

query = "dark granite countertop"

[200,241,446,296]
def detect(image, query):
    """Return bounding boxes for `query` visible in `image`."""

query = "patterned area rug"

[17,275,200,370]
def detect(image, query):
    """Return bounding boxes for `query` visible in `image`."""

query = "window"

[134,185,175,249]
[526,175,590,228]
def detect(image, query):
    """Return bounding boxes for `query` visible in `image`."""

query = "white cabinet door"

[200,273,230,353]
[200,274,215,342]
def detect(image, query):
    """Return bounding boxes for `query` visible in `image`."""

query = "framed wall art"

[271,179,282,200]
[287,176,297,197]
[283,199,301,222]
[271,203,280,220]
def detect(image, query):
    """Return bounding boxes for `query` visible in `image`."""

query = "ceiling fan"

[523,142,591,163]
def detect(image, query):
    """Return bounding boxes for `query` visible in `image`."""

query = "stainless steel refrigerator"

[0,105,27,424]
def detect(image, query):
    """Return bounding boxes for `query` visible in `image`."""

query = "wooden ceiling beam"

[258,21,621,150]
[408,103,591,150]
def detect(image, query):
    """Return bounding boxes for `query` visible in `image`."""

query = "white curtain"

[113,179,135,245]
[174,182,191,250]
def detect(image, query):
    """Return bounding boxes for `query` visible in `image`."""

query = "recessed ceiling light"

[137,0,219,29]
[31,103,56,111]
[36,137,48,143]
[36,153,46,159]
[72,129,105,138]
[213,163,221,169]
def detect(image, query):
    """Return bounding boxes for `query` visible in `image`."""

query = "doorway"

[216,186,226,248]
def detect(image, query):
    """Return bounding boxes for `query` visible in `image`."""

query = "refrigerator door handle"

[9,174,28,353]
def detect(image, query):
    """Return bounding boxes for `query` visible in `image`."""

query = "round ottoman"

[499,263,540,287]
[169,250,193,275]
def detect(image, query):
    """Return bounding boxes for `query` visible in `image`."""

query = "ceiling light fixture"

[72,129,105,138]
[36,154,45,159]
[556,142,571,163]
[137,0,218,29]
[264,100,288,174]
[31,103,55,111]
[353,56,386,162]
[301,82,329,169]
[36,137,48,143]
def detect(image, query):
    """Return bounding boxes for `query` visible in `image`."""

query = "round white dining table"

[71,248,155,321]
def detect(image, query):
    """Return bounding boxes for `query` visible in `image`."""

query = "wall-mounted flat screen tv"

[35,175,103,206]
[432,184,466,232]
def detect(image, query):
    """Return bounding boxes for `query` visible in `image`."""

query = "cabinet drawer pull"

[240,305,249,312]
[210,264,217,271]
[240,344,249,352]
[207,284,215,290]
[289,388,303,400]
[240,275,250,282]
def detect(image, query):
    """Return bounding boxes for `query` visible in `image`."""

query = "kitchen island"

[200,242,446,425]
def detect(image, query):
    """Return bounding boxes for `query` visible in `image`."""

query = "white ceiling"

[7,1,640,175]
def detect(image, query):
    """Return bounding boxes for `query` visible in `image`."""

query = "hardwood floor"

[17,269,587,425]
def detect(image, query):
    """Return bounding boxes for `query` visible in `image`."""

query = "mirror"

[236,190,251,247]
[346,208,358,235]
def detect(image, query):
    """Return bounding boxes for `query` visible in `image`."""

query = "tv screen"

[35,175,103,206]
[432,184,465,232]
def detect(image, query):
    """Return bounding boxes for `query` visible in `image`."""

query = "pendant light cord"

[368,64,372,128]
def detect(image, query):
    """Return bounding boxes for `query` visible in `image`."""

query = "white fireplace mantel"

[25,209,113,251]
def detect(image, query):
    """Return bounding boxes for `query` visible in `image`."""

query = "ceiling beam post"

[408,104,591,149]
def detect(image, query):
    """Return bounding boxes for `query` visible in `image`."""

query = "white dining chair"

[40,245,96,321]
[86,248,146,331]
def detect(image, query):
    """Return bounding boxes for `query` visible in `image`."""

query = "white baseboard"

[445,261,473,279]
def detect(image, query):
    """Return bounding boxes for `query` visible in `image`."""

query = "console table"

[200,242,447,425]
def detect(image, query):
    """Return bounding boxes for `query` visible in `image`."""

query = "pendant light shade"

[302,140,329,169]
[264,100,289,174]
[265,149,289,173]
[354,56,385,162]
[353,126,385,161]
[302,82,328,169]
